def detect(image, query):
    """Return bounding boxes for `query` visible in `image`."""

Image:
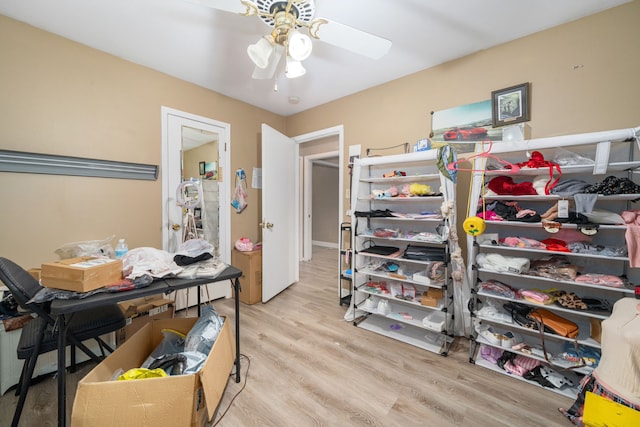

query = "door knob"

[171,224,180,231]
[260,221,274,230]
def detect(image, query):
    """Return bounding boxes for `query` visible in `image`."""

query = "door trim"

[160,106,231,263]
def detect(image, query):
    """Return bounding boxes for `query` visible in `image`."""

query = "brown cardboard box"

[118,294,166,318]
[27,268,41,281]
[71,316,235,427]
[420,292,439,307]
[427,288,444,299]
[41,257,122,292]
[231,249,262,305]
[116,298,175,346]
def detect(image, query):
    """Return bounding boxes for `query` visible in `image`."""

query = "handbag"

[360,245,400,256]
[403,245,446,261]
[527,308,579,338]
[502,302,536,329]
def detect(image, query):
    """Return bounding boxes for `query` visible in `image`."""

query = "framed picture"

[198,161,206,176]
[430,99,498,154]
[491,82,530,127]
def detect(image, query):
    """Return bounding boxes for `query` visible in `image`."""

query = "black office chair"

[0,257,126,427]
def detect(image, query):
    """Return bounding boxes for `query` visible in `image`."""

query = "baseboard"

[312,241,338,249]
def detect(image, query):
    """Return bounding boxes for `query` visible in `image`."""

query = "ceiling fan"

[188,0,392,79]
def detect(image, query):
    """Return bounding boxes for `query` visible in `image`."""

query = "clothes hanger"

[446,140,521,173]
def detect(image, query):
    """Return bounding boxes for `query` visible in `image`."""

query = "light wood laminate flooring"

[0,246,575,426]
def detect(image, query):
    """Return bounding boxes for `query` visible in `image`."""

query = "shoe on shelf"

[501,331,522,349]
[476,324,503,346]
[364,297,379,311]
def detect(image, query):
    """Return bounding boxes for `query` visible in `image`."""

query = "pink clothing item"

[478,210,501,221]
[516,209,537,219]
[504,355,541,376]
[501,236,546,249]
[575,274,625,288]
[554,228,592,244]
[520,289,553,304]
[622,210,640,268]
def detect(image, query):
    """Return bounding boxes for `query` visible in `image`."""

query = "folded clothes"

[520,289,554,305]
[550,179,590,197]
[500,237,546,249]
[574,273,625,288]
[476,253,530,274]
[568,242,627,257]
[584,175,640,195]
[480,279,518,298]
[528,255,578,281]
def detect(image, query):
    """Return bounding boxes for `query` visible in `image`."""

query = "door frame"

[160,106,231,263]
[294,125,344,261]
[302,150,340,259]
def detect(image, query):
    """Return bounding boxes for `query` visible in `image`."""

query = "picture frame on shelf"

[198,161,206,176]
[491,82,530,127]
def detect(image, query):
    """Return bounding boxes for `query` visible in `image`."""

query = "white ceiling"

[1,0,630,116]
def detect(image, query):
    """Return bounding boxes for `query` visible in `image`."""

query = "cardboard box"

[27,268,41,281]
[116,298,175,346]
[420,292,439,307]
[427,288,444,299]
[118,294,167,318]
[41,257,122,292]
[72,316,235,427]
[231,249,262,305]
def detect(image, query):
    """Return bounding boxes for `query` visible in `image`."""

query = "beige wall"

[0,15,284,268]
[286,1,640,255]
[1,1,639,269]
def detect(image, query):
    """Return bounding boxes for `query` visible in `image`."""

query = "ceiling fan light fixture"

[285,55,306,79]
[288,30,313,61]
[247,35,275,69]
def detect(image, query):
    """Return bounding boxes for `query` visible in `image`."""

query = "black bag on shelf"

[503,302,536,329]
[403,245,445,261]
[360,245,400,256]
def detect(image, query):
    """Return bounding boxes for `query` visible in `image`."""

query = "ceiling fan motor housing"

[256,0,316,28]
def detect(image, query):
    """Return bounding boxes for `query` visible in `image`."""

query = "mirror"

[181,126,220,256]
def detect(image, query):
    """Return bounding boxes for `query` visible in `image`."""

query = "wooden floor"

[0,246,576,427]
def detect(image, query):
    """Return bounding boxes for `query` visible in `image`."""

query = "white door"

[161,107,231,308]
[261,124,299,302]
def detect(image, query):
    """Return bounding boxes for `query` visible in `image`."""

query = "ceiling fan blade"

[252,45,284,79]
[185,0,250,15]
[313,19,392,60]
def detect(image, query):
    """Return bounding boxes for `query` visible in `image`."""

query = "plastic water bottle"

[115,238,129,259]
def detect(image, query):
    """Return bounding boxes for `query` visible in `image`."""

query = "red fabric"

[488,176,538,196]
[515,151,562,195]
[541,238,571,252]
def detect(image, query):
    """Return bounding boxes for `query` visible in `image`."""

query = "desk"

[49,266,242,427]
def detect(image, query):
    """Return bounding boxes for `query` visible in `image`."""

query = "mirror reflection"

[181,126,220,256]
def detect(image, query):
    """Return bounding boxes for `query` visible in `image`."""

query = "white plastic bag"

[231,169,248,213]
[55,235,115,259]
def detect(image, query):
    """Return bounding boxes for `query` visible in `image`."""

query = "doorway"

[259,125,344,302]
[294,126,344,262]
[303,151,340,255]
